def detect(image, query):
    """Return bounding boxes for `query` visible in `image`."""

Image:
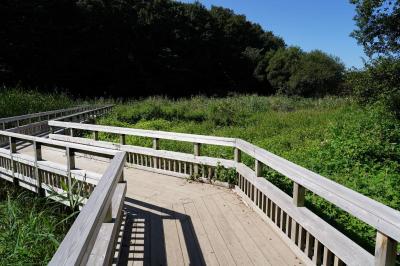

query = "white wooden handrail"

[49,120,236,147]
[0,106,90,125]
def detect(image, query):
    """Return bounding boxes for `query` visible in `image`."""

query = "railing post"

[94,131,99,140]
[234,147,241,163]
[66,147,75,189]
[120,134,126,145]
[194,143,201,177]
[70,128,74,137]
[153,138,159,168]
[33,141,44,196]
[1,122,5,130]
[9,137,18,185]
[293,182,305,207]
[375,231,397,266]
[104,204,113,223]
[255,159,262,177]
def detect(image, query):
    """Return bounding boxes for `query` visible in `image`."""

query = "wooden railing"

[49,152,126,265]
[0,106,91,130]
[0,129,126,265]
[49,121,400,266]
[0,105,114,147]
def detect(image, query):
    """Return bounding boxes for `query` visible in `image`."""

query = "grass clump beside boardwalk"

[0,181,74,265]
[0,88,78,264]
[0,88,74,118]
[97,95,400,254]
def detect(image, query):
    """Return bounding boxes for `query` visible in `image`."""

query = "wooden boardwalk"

[3,111,399,266]
[19,145,303,266]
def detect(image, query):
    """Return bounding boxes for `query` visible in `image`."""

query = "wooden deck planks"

[17,146,302,266]
[209,194,273,266]
[201,196,254,265]
[218,192,303,266]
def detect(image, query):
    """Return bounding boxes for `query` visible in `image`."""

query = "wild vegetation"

[96,96,400,253]
[0,88,74,118]
[0,181,75,265]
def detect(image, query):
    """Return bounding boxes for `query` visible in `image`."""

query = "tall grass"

[0,87,74,118]
[0,181,74,265]
[98,95,400,254]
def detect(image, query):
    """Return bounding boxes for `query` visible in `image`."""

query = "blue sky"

[178,0,366,68]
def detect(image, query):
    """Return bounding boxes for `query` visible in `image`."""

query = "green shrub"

[346,57,400,117]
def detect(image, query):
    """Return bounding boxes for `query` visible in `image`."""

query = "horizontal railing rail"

[49,152,126,265]
[49,121,400,266]
[0,105,114,148]
[0,106,91,129]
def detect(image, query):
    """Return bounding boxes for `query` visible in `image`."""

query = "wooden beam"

[375,231,397,266]
[194,143,201,176]
[66,147,76,189]
[293,182,305,207]
[234,147,241,163]
[120,134,126,145]
[255,159,262,177]
[33,141,44,196]
[9,136,18,185]
[153,138,159,168]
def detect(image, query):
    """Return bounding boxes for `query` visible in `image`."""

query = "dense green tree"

[264,48,344,96]
[265,47,303,94]
[351,0,400,57]
[0,0,345,97]
[288,50,345,97]
[346,57,400,115]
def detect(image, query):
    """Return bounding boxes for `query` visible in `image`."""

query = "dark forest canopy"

[0,0,344,97]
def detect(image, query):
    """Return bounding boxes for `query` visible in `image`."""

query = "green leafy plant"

[214,163,238,185]
[47,176,89,214]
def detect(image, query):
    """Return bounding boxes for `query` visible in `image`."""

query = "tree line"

[0,0,345,97]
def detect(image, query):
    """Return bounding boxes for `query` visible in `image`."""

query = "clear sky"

[178,0,367,69]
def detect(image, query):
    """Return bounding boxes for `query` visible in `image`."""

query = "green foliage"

[346,57,400,116]
[214,163,238,184]
[288,50,345,96]
[48,177,89,213]
[265,48,345,97]
[350,0,400,56]
[0,87,74,118]
[0,181,73,265]
[98,95,400,253]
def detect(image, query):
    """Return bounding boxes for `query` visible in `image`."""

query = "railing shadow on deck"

[116,197,206,266]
